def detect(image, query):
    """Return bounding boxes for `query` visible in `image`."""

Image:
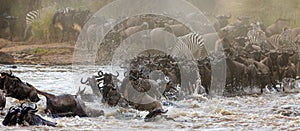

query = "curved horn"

[21,103,27,109]
[8,106,15,111]
[98,70,103,77]
[77,87,86,95]
[80,78,89,84]
[124,71,128,77]
[114,71,119,77]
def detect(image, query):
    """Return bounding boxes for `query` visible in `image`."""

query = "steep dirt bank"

[0,39,75,65]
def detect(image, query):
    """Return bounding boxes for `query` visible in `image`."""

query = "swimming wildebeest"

[0,71,40,102]
[2,103,57,126]
[96,70,122,107]
[36,89,87,117]
[121,69,168,121]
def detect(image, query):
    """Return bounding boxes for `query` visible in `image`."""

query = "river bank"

[0,39,74,65]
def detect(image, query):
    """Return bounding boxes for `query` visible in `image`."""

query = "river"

[0,65,299,130]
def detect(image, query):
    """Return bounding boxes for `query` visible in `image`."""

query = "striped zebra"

[247,23,267,45]
[24,7,74,41]
[170,33,205,60]
[268,27,297,50]
[24,9,41,40]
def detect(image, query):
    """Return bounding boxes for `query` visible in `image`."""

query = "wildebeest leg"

[260,84,264,94]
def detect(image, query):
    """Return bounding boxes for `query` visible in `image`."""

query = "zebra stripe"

[268,28,296,49]
[24,9,42,40]
[26,7,73,26]
[171,33,205,59]
[25,10,40,26]
[58,7,74,14]
[247,24,267,45]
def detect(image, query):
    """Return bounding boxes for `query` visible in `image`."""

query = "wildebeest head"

[0,71,13,90]
[2,106,21,126]
[17,103,38,125]
[3,103,57,127]
[18,103,56,126]
[96,70,121,106]
[0,71,40,102]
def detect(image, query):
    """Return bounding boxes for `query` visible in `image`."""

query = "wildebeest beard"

[0,72,40,102]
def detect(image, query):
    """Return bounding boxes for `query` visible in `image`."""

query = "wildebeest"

[36,89,87,117]
[76,87,97,102]
[0,90,5,111]
[265,18,290,37]
[0,71,40,102]
[121,69,168,121]
[2,106,20,126]
[80,76,102,98]
[52,8,91,42]
[2,103,57,127]
[213,14,231,31]
[96,70,122,107]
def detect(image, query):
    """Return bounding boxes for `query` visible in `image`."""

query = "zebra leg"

[61,30,65,42]
[27,28,35,42]
[24,25,30,41]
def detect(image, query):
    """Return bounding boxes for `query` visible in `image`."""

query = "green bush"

[29,48,48,55]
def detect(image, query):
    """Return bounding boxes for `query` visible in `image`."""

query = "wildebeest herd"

[1,11,300,127]
[93,12,299,95]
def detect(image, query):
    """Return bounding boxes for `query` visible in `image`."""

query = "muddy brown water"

[0,65,299,130]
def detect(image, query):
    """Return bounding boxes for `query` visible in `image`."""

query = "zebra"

[24,7,75,41]
[24,9,41,41]
[59,7,74,14]
[268,27,297,50]
[170,33,205,60]
[246,22,275,50]
[247,22,267,44]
